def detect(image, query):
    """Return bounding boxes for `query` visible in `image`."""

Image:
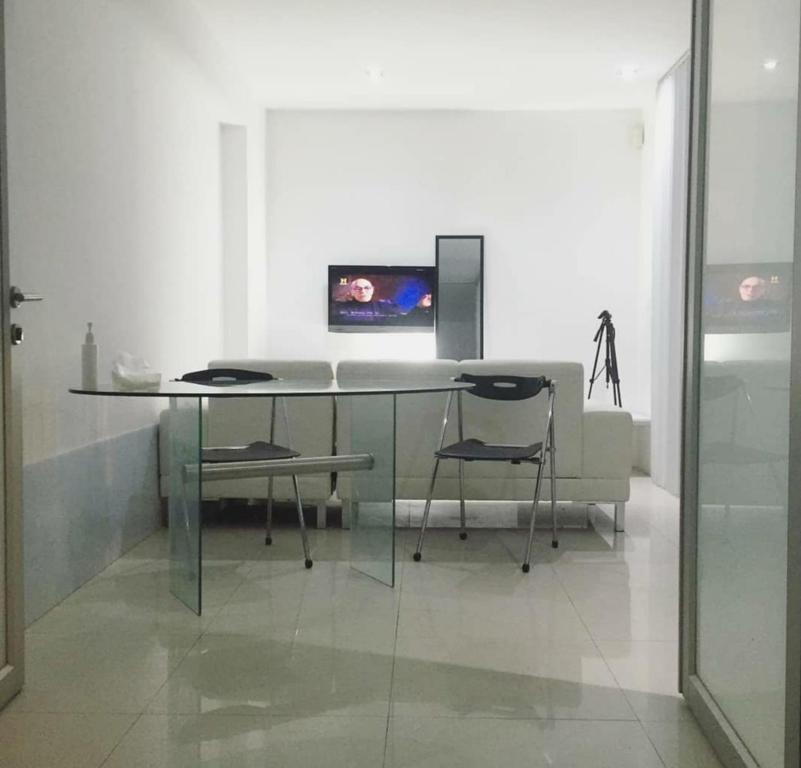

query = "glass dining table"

[70,377,470,614]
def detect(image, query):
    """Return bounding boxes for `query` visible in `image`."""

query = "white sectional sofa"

[158,358,633,531]
[336,359,633,531]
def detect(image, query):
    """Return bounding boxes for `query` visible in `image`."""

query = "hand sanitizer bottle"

[82,322,98,389]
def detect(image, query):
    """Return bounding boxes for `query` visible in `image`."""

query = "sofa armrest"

[581,407,633,479]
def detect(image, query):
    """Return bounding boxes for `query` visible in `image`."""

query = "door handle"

[10,287,43,308]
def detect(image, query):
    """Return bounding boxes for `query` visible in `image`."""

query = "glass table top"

[69,377,472,398]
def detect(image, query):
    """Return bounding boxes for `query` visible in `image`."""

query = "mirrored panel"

[348,393,395,586]
[168,397,202,614]
[436,236,483,360]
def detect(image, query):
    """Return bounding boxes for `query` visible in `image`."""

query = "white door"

[0,0,26,710]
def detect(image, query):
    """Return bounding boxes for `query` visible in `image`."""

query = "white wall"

[264,110,651,415]
[6,0,266,464]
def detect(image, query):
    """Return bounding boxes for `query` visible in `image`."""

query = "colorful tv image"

[328,265,437,332]
[703,262,792,334]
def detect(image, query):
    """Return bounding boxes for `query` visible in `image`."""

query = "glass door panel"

[694,1,799,764]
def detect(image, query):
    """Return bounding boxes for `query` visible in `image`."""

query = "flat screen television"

[703,262,792,334]
[328,265,437,333]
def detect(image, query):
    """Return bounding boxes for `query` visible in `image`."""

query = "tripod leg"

[609,338,622,407]
[588,330,605,399]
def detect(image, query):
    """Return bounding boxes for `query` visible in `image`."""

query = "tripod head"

[593,310,613,342]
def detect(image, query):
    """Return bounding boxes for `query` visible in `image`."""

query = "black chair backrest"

[456,373,550,401]
[179,368,275,385]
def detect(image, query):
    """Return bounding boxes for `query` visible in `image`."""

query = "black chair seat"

[436,438,542,463]
[202,441,299,464]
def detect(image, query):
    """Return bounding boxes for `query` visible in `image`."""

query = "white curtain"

[651,55,691,495]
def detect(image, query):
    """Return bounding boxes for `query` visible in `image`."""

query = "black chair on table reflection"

[413,373,558,573]
[178,368,312,568]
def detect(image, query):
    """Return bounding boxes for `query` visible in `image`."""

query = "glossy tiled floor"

[0,478,723,767]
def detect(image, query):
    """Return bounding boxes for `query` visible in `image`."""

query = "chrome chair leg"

[292,474,312,569]
[265,476,274,545]
[549,449,558,550]
[458,459,467,541]
[522,461,546,573]
[414,458,440,562]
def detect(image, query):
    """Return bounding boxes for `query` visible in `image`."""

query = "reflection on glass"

[349,394,395,586]
[696,1,797,764]
[168,397,202,614]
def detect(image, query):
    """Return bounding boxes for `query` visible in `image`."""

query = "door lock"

[10,325,23,345]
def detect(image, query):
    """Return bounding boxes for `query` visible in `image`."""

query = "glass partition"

[168,397,202,614]
[688,1,799,765]
[348,394,396,586]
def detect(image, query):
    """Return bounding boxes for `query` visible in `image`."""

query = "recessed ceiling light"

[617,65,640,82]
[365,67,384,83]
[763,58,779,71]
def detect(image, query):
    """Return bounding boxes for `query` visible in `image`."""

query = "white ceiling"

[191,0,692,110]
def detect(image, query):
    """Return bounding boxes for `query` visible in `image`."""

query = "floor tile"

[553,560,679,595]
[147,633,393,717]
[597,640,690,722]
[25,562,234,639]
[642,719,725,767]
[0,712,136,768]
[400,558,568,604]
[569,584,679,642]
[103,714,387,768]
[385,718,665,767]
[392,612,633,722]
[397,597,593,649]
[10,629,197,714]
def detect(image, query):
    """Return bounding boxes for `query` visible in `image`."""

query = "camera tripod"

[588,310,622,407]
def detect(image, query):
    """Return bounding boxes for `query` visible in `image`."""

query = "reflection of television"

[328,265,437,333]
[703,262,792,334]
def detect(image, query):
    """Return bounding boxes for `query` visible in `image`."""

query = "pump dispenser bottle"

[82,322,98,389]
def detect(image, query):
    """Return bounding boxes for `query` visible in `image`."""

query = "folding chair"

[412,373,558,572]
[178,367,312,568]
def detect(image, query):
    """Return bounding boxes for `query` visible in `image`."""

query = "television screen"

[328,265,437,332]
[703,262,792,334]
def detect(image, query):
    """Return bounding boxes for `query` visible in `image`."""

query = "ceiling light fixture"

[617,65,640,82]
[365,67,384,83]
[763,58,779,71]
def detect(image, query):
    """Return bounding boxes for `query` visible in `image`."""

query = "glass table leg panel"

[349,393,396,586]
[168,396,202,614]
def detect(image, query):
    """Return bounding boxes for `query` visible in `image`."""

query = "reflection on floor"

[0,478,722,767]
